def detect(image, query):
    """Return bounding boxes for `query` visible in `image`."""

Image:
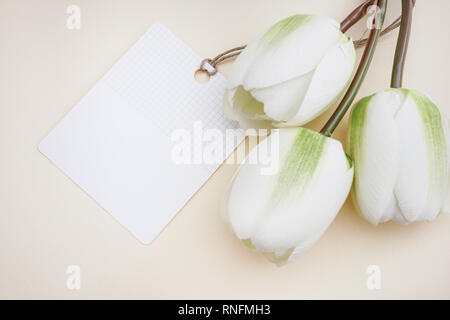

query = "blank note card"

[39,23,244,244]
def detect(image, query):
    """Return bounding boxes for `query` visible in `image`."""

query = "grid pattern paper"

[39,23,244,244]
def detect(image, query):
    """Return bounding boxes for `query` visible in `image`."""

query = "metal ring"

[199,58,217,76]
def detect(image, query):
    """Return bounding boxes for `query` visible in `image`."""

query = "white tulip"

[222,128,353,265]
[223,14,356,129]
[348,88,450,225]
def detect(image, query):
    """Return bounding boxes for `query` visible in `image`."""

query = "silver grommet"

[199,58,217,76]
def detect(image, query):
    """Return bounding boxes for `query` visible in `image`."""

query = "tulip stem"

[340,0,374,33]
[391,0,414,88]
[320,0,387,137]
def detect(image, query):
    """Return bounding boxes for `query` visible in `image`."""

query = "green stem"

[391,0,414,88]
[320,0,387,137]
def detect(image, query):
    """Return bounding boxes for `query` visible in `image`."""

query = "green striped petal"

[223,127,353,265]
[348,88,449,225]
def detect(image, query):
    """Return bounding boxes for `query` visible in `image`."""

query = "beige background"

[1,0,450,299]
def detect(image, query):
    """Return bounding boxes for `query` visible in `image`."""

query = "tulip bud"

[223,14,356,129]
[348,88,450,225]
[222,128,353,265]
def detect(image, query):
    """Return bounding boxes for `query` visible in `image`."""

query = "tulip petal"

[348,91,402,226]
[226,36,264,90]
[226,15,312,90]
[251,135,352,258]
[224,128,353,264]
[392,92,430,222]
[233,86,267,120]
[278,37,355,127]
[223,87,273,131]
[249,71,314,122]
[225,128,301,239]
[394,90,449,222]
[224,15,355,129]
[241,15,344,90]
